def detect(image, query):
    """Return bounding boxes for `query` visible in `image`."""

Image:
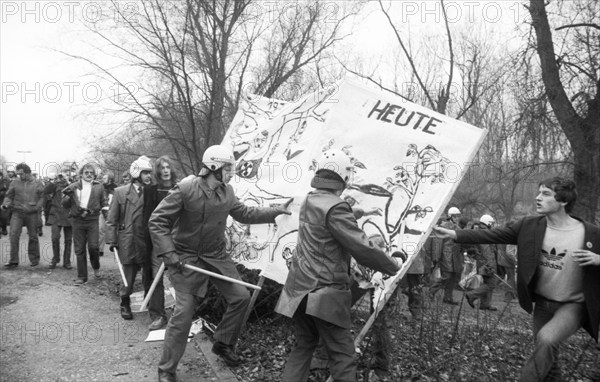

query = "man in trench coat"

[107,156,153,320]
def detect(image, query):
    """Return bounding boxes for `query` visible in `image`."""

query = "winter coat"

[44,180,71,226]
[439,219,464,273]
[2,177,44,214]
[456,215,600,341]
[148,176,281,294]
[106,183,146,265]
[275,189,400,329]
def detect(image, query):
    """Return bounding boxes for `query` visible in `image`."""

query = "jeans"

[8,211,39,264]
[519,295,584,382]
[72,217,100,281]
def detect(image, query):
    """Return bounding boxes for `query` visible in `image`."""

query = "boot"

[120,297,133,320]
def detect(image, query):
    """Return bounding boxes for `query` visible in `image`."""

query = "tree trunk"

[529,0,600,223]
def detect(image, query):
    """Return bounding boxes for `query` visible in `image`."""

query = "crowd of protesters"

[1,152,598,382]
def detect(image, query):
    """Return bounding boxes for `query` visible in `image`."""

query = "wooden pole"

[139,262,165,312]
[113,248,128,287]
[184,264,262,290]
[241,276,265,332]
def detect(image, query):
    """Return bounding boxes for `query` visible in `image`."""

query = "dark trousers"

[406,273,425,318]
[282,297,357,382]
[72,217,100,281]
[51,224,72,266]
[8,211,39,264]
[120,263,142,298]
[0,207,9,229]
[466,276,496,308]
[142,253,166,320]
[430,271,460,301]
[158,271,250,374]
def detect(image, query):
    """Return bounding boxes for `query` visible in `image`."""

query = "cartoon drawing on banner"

[221,79,487,285]
[350,143,450,253]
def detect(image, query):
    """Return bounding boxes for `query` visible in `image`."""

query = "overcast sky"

[0,1,525,176]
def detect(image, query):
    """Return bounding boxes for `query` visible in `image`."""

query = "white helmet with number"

[129,156,153,179]
[316,149,354,185]
[448,206,461,216]
[480,214,495,227]
[202,145,235,171]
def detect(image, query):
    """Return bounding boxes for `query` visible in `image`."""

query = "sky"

[0,0,525,177]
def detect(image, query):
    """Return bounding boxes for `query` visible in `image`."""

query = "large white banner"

[222,78,486,285]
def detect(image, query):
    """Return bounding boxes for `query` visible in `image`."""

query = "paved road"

[0,225,234,382]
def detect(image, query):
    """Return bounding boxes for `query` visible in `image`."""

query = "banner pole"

[241,276,265,332]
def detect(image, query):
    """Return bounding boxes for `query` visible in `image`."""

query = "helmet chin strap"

[213,168,224,182]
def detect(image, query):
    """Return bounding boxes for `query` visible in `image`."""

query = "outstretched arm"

[432,225,457,240]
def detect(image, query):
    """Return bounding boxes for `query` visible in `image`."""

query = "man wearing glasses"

[62,164,106,285]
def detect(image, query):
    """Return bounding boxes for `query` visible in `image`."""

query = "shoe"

[212,341,241,367]
[1,228,7,236]
[94,269,101,278]
[120,305,133,320]
[99,252,104,257]
[465,294,475,309]
[158,369,176,382]
[30,262,39,267]
[74,279,87,285]
[149,316,168,331]
[3,262,18,268]
[480,306,498,311]
[63,264,73,270]
[48,263,57,269]
[38,229,43,237]
[443,299,459,305]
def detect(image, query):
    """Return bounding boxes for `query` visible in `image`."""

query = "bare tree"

[67,0,359,175]
[528,0,600,222]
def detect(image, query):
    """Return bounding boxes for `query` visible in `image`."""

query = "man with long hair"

[143,156,178,331]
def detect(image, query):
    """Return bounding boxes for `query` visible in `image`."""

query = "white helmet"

[448,207,461,216]
[480,214,495,227]
[201,145,235,172]
[316,149,354,185]
[129,156,153,179]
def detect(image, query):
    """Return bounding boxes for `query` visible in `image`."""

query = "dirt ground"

[0,225,219,382]
[2,225,599,382]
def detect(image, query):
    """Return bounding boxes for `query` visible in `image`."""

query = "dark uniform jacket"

[456,215,600,341]
[106,183,146,265]
[148,176,281,295]
[275,189,400,329]
[440,219,464,273]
